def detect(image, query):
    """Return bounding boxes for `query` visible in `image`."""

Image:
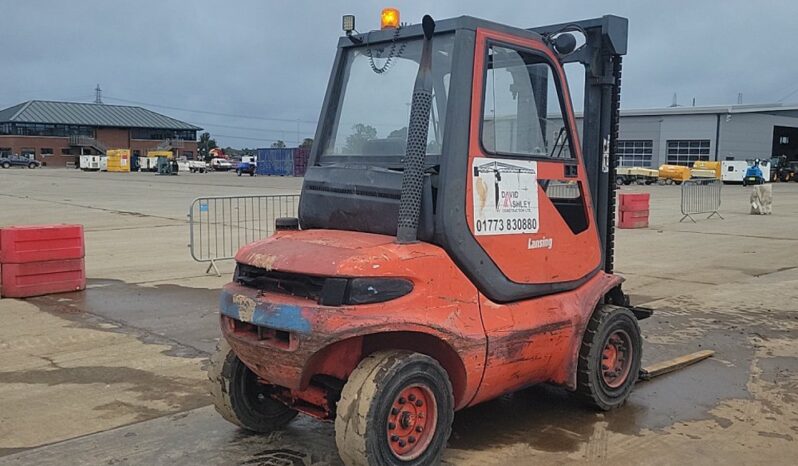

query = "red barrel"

[618,193,650,229]
[0,224,86,298]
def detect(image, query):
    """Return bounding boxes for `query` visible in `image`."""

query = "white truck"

[187,160,208,173]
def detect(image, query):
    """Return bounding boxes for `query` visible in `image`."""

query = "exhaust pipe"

[396,15,435,244]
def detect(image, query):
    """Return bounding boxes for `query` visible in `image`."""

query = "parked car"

[210,158,233,171]
[1,154,40,169]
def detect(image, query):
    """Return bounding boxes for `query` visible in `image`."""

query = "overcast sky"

[3,0,797,148]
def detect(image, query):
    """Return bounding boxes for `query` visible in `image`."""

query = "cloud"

[3,0,796,147]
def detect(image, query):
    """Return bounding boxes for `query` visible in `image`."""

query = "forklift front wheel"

[208,339,298,433]
[335,351,454,466]
[576,305,642,411]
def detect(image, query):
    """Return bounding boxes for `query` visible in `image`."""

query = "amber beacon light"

[380,8,400,29]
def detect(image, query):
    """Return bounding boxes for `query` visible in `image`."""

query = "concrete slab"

[0,169,797,464]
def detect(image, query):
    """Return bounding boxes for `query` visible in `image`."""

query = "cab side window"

[482,45,572,159]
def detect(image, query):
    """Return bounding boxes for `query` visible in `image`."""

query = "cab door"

[466,28,602,403]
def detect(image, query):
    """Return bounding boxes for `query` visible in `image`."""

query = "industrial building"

[0,100,201,167]
[583,103,798,167]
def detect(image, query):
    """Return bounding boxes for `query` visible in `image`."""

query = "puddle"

[25,278,222,356]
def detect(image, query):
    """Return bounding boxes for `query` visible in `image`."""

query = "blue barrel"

[256,148,295,176]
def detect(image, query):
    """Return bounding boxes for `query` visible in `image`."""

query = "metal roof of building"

[573,102,798,119]
[0,100,201,130]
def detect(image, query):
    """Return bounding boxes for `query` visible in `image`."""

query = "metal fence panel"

[680,179,724,223]
[188,194,300,274]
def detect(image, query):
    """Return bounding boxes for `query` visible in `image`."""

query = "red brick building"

[0,100,201,167]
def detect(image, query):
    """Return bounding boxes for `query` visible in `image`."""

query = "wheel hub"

[601,330,633,389]
[386,384,437,461]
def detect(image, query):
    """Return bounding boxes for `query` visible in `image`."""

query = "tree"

[299,138,314,149]
[343,124,377,154]
[198,132,217,162]
[271,140,286,148]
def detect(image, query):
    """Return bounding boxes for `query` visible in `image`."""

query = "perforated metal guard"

[396,89,433,243]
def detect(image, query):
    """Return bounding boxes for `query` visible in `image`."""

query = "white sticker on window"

[472,158,539,235]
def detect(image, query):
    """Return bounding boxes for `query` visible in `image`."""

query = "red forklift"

[210,10,658,465]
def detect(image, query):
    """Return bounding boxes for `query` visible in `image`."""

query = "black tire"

[1,162,10,169]
[615,177,624,187]
[208,339,297,433]
[674,180,682,185]
[336,351,454,466]
[28,162,37,169]
[576,305,642,411]
[249,172,255,176]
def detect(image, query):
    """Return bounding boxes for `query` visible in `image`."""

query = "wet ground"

[1,169,797,464]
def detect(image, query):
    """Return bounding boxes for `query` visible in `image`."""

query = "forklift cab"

[301,15,627,302]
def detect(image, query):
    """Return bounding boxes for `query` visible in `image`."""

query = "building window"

[0,123,93,137]
[41,148,54,156]
[617,140,653,167]
[666,140,710,166]
[130,128,197,140]
[61,148,72,155]
[0,147,11,157]
[21,148,35,160]
[183,151,193,160]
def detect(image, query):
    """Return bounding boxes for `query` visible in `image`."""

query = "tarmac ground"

[0,168,796,465]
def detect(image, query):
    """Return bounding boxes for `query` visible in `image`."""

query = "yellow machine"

[692,161,721,179]
[106,149,131,173]
[658,164,691,184]
[616,166,659,185]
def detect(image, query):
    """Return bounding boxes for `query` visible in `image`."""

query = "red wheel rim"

[601,330,633,389]
[386,384,437,461]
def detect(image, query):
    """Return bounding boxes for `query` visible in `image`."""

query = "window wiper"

[549,126,567,158]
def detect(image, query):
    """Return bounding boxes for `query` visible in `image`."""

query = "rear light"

[320,278,413,306]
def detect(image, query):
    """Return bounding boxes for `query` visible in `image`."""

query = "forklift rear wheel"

[335,351,454,466]
[576,305,642,411]
[208,339,297,433]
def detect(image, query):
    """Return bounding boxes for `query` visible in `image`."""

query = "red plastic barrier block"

[618,210,649,229]
[0,258,86,298]
[618,193,650,212]
[0,224,84,264]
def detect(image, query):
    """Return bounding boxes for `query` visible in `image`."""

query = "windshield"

[322,33,454,157]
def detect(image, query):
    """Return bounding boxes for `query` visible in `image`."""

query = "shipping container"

[256,148,294,176]
[293,147,311,177]
[106,149,131,172]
